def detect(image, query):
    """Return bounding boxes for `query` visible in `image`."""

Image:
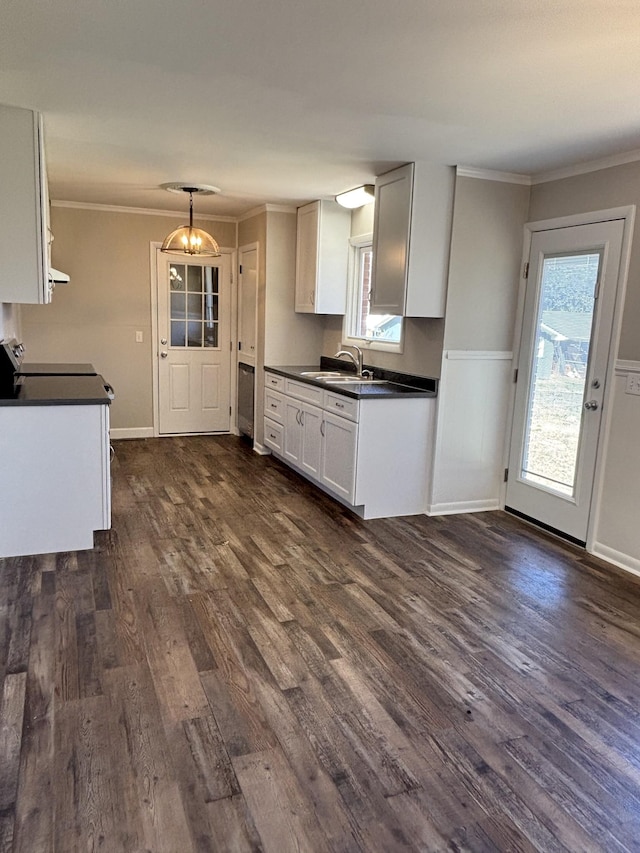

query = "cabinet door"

[0,105,50,304]
[284,400,303,465]
[301,403,322,477]
[321,411,358,502]
[370,163,413,315]
[295,202,319,312]
[238,244,258,363]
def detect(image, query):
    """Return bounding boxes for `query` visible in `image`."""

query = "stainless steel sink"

[323,377,390,385]
[299,371,344,378]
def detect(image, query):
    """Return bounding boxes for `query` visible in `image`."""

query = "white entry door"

[156,251,232,434]
[506,219,625,544]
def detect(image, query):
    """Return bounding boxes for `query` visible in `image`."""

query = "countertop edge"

[265,364,438,400]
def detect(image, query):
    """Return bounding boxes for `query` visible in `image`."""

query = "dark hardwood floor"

[2,435,640,851]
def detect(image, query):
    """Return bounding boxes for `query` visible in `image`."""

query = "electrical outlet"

[135,330,143,343]
[625,373,640,396]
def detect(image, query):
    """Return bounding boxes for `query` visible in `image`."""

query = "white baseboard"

[253,442,271,456]
[110,427,155,440]
[590,542,640,580]
[427,498,501,516]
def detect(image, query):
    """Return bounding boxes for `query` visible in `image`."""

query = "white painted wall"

[429,174,530,514]
[0,303,21,340]
[591,366,640,576]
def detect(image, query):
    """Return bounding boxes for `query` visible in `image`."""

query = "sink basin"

[323,377,389,385]
[299,371,344,378]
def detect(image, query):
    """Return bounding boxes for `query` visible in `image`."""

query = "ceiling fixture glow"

[160,183,221,256]
[335,184,375,209]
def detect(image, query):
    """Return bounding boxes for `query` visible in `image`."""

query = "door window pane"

[521,252,600,496]
[187,293,203,320]
[187,266,202,292]
[170,265,185,290]
[169,263,219,348]
[187,321,203,347]
[170,291,185,318]
[171,321,186,347]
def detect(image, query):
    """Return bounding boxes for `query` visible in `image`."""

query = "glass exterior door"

[520,252,601,497]
[506,220,624,543]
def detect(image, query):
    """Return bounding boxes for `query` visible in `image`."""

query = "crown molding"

[50,199,236,223]
[238,203,297,221]
[456,166,531,186]
[532,148,640,185]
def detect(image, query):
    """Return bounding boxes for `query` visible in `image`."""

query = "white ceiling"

[2,0,640,217]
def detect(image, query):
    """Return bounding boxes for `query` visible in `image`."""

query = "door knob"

[584,400,598,410]
[161,337,167,345]
[160,351,168,359]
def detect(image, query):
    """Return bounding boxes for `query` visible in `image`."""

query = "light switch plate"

[135,330,143,343]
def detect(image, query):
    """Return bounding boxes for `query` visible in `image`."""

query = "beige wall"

[444,176,530,351]
[21,206,235,430]
[529,162,640,361]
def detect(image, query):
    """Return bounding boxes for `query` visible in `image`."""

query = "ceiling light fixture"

[335,184,375,209]
[160,183,221,256]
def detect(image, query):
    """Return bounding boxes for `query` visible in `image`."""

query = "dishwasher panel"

[237,363,255,438]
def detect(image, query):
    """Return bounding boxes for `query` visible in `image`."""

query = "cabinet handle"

[335,402,344,409]
[321,420,325,436]
[300,411,304,426]
[270,402,277,409]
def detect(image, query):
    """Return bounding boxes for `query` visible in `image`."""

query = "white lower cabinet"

[320,411,357,502]
[264,372,434,519]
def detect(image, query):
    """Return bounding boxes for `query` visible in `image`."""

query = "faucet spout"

[333,344,364,377]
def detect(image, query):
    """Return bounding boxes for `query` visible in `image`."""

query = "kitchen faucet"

[334,344,364,377]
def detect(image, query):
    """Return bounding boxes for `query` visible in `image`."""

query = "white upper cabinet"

[295,200,350,314]
[0,104,52,304]
[370,162,455,318]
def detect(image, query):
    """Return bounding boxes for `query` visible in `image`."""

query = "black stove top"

[0,339,111,405]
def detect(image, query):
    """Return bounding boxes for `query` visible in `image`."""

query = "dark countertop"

[18,362,97,376]
[265,359,438,400]
[0,375,112,406]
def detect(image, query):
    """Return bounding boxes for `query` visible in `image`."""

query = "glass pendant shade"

[160,188,221,257]
[161,224,220,256]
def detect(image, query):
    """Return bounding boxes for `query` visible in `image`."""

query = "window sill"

[342,335,404,355]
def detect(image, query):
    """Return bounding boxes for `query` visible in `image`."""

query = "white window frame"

[342,234,404,354]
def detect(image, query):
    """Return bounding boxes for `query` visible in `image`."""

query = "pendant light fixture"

[160,183,221,256]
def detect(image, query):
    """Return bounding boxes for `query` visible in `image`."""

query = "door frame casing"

[150,242,238,437]
[503,205,635,551]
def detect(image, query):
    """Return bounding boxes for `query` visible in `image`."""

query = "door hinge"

[513,368,518,383]
[239,264,243,274]
[238,341,242,350]
[230,340,233,352]
[229,406,232,416]
[504,468,509,483]
[523,262,529,279]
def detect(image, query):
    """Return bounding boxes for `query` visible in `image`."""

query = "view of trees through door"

[522,251,601,495]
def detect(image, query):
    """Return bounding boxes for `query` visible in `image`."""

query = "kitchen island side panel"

[0,404,110,557]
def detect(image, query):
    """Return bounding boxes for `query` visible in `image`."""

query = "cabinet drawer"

[285,378,324,406]
[263,417,283,453]
[265,372,284,392]
[264,388,285,424]
[324,391,359,422]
